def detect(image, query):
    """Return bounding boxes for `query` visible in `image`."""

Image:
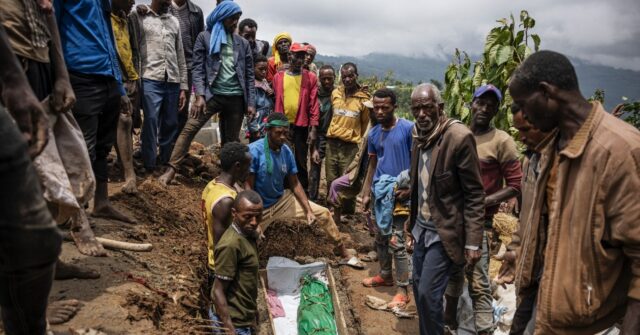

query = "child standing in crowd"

[246,54,274,142]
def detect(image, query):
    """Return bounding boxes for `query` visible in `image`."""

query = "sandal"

[387,293,410,309]
[362,274,394,287]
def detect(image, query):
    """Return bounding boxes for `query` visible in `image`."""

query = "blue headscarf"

[206,1,242,55]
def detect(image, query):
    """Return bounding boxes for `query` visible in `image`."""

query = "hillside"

[317,53,640,110]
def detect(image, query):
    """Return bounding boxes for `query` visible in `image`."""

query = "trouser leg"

[510,283,538,335]
[173,74,191,143]
[141,79,164,169]
[412,240,453,335]
[219,95,244,145]
[467,232,494,332]
[157,83,180,166]
[70,72,119,181]
[292,126,309,190]
[168,97,218,169]
[0,106,61,335]
[390,215,410,287]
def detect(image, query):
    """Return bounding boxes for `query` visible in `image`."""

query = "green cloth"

[298,275,337,335]
[213,224,259,328]
[211,33,243,96]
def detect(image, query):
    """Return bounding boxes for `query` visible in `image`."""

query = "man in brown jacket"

[505,50,640,334]
[405,83,485,335]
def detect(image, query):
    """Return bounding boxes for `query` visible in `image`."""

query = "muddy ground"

[5,147,420,334]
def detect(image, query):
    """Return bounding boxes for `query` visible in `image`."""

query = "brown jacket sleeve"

[606,146,640,300]
[454,129,485,248]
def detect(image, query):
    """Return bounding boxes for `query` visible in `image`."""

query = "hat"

[473,84,502,103]
[363,100,374,109]
[289,42,308,53]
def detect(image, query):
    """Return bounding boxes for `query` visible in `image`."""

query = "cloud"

[190,0,640,70]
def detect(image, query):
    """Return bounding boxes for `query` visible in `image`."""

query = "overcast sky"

[188,0,640,71]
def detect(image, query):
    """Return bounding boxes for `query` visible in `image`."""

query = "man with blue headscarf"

[159,0,256,186]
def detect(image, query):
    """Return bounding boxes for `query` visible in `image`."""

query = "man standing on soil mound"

[246,112,364,269]
[405,83,485,335]
[202,142,251,291]
[211,190,263,335]
[503,50,640,334]
[55,0,136,225]
[159,1,255,186]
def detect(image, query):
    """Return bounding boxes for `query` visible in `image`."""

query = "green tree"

[443,10,540,134]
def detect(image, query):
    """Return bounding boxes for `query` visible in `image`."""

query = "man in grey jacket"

[159,1,255,186]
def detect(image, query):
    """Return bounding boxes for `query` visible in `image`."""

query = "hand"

[3,85,49,158]
[311,149,320,164]
[499,198,518,214]
[178,90,187,111]
[464,249,481,267]
[266,86,274,96]
[189,95,206,119]
[361,194,371,214]
[307,127,317,145]
[495,250,516,288]
[306,212,317,226]
[395,188,411,201]
[124,81,137,96]
[50,79,76,114]
[120,95,132,116]
[246,106,256,121]
[136,4,150,15]
[36,0,53,13]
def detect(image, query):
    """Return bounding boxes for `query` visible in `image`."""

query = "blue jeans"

[141,79,180,169]
[412,238,454,335]
[209,313,253,335]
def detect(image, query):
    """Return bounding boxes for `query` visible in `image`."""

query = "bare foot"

[158,167,175,186]
[92,204,137,224]
[55,260,100,280]
[71,211,107,257]
[121,178,138,194]
[47,299,83,325]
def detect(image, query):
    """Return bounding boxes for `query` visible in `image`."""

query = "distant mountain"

[316,53,640,110]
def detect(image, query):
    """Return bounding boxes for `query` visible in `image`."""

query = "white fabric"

[33,110,95,224]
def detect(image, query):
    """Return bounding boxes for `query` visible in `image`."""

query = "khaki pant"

[260,190,342,244]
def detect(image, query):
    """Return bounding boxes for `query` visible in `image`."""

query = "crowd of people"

[0,0,639,335]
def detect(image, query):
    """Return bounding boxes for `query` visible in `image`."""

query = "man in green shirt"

[211,190,263,334]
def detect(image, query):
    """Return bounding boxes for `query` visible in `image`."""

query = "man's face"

[340,67,357,90]
[232,198,262,236]
[373,96,395,125]
[276,39,291,56]
[240,26,256,45]
[513,110,548,151]
[223,13,241,33]
[289,51,305,72]
[411,94,442,132]
[471,94,499,129]
[232,153,252,183]
[319,69,335,92]
[509,80,559,132]
[254,61,267,81]
[154,0,171,14]
[304,49,316,66]
[267,126,288,149]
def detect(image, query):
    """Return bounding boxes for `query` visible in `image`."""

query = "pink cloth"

[328,174,351,204]
[266,289,285,318]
